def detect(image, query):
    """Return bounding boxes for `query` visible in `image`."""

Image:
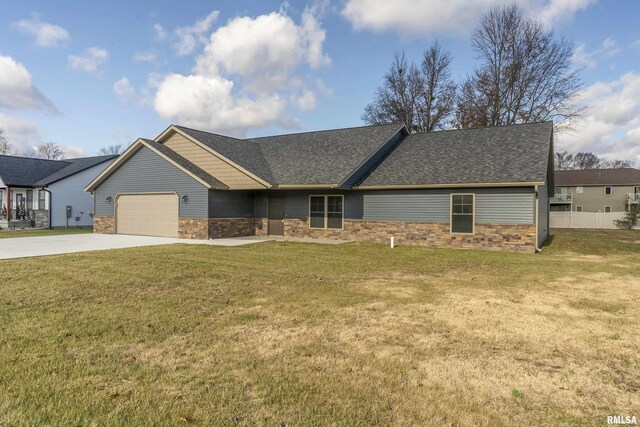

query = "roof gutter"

[354,181,545,190]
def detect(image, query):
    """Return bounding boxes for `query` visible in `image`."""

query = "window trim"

[576,206,583,212]
[576,186,583,194]
[450,193,475,235]
[308,194,344,230]
[604,186,612,196]
[604,205,612,213]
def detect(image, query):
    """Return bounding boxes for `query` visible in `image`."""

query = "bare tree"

[35,141,64,160]
[456,5,583,130]
[98,144,124,155]
[418,42,457,132]
[363,45,456,133]
[0,128,14,155]
[555,150,574,170]
[363,52,422,132]
[572,152,601,169]
[601,159,631,169]
[556,150,632,170]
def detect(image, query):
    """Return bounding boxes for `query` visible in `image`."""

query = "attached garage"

[116,193,179,237]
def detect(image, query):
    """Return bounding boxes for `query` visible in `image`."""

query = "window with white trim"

[576,206,583,212]
[38,190,45,210]
[604,206,612,213]
[451,194,474,234]
[604,186,612,195]
[576,186,584,193]
[309,195,343,229]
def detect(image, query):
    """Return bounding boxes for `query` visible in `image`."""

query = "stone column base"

[93,215,115,234]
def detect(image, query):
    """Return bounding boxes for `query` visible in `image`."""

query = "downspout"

[534,185,542,253]
[42,187,52,229]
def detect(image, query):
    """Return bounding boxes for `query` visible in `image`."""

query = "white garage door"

[116,193,179,238]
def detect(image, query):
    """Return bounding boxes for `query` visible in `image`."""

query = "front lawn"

[0,227,92,238]
[0,230,638,425]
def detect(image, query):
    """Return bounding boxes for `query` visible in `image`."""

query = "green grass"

[0,229,638,425]
[0,227,92,238]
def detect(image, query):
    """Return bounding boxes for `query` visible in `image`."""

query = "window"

[604,206,612,213]
[309,195,343,229]
[554,186,567,194]
[576,206,583,212]
[38,190,45,210]
[451,194,474,234]
[604,186,612,195]
[576,186,584,193]
[26,190,33,209]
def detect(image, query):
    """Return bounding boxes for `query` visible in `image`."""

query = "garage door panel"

[116,194,178,237]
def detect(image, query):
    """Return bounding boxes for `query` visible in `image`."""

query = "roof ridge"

[0,154,71,163]
[405,121,553,138]
[247,122,404,141]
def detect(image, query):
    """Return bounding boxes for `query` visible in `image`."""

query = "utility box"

[66,206,72,219]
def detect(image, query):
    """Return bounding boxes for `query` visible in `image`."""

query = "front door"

[268,194,284,236]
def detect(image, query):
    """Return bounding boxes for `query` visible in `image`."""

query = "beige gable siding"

[162,132,267,189]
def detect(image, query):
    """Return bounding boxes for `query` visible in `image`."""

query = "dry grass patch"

[0,229,638,425]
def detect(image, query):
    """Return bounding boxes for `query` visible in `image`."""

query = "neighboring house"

[552,168,640,213]
[85,122,554,253]
[0,155,116,228]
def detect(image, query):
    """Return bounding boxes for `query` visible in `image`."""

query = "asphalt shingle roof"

[142,139,228,188]
[34,155,117,186]
[0,155,71,187]
[554,168,640,186]
[360,122,553,187]
[249,123,405,185]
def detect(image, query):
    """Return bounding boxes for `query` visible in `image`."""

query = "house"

[552,168,640,213]
[84,122,554,253]
[0,154,116,228]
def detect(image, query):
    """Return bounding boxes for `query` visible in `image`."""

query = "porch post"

[6,186,10,220]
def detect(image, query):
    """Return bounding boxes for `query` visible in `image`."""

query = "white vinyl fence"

[550,211,636,229]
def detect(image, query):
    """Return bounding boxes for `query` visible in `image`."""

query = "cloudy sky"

[1,0,639,163]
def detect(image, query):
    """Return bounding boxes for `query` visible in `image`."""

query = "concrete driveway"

[0,233,264,260]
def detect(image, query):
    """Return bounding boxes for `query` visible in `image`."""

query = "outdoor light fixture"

[182,195,189,203]
[106,196,113,203]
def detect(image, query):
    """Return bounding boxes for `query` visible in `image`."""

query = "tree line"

[0,128,123,159]
[363,4,631,168]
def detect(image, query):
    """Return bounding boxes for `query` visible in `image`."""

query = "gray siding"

[341,130,405,188]
[363,188,535,224]
[537,185,549,246]
[209,190,254,217]
[254,190,363,219]
[49,162,111,227]
[94,146,208,218]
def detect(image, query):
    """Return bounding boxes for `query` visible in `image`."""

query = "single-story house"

[85,122,554,252]
[0,154,116,228]
[552,168,640,213]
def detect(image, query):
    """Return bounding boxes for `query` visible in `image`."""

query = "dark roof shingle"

[360,122,553,187]
[555,168,640,186]
[0,155,71,187]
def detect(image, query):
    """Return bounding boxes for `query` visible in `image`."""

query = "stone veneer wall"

[178,218,208,239]
[208,218,255,239]
[93,215,115,234]
[254,218,268,236]
[34,210,49,228]
[282,218,537,253]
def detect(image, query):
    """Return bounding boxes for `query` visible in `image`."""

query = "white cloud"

[153,23,168,41]
[294,90,316,111]
[133,50,159,64]
[535,0,595,28]
[0,113,41,154]
[571,37,621,69]
[557,72,640,165]
[153,7,331,136]
[113,77,136,103]
[67,47,109,74]
[341,0,596,36]
[60,145,86,159]
[173,11,219,56]
[154,74,284,136]
[12,17,70,47]
[0,54,58,113]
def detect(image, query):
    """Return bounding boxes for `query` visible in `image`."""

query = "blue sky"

[1,0,639,164]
